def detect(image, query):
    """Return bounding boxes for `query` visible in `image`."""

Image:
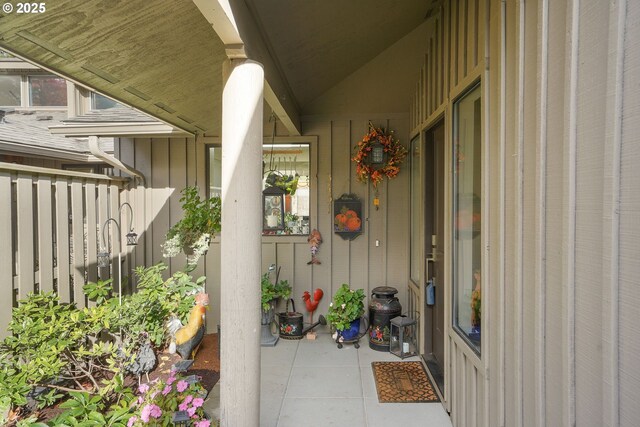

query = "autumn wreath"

[352,123,407,188]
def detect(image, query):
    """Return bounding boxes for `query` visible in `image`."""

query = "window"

[207,141,312,236]
[28,75,67,106]
[91,93,120,110]
[0,75,21,106]
[452,83,482,353]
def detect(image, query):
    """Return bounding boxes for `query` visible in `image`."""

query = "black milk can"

[368,286,402,351]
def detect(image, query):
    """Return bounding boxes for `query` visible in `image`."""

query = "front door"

[423,119,445,395]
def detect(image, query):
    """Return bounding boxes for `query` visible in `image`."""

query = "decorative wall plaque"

[333,193,363,241]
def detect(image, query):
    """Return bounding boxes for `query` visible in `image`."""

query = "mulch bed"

[34,334,220,423]
[151,333,220,393]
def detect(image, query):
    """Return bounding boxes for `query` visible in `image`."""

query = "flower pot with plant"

[260,266,292,346]
[326,284,367,347]
[161,186,221,269]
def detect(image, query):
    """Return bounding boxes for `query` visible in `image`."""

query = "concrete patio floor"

[197,332,448,427]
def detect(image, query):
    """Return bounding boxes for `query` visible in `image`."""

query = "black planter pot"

[277,299,304,340]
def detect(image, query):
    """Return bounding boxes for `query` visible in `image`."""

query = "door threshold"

[422,353,445,402]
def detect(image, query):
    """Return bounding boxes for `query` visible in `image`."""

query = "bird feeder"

[263,185,285,232]
[390,315,418,359]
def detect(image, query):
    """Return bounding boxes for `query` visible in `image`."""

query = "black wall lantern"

[368,139,387,165]
[263,186,286,232]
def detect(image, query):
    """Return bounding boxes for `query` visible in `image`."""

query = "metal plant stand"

[261,300,279,347]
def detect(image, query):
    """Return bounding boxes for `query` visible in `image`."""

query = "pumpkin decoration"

[334,206,362,232]
[346,217,361,231]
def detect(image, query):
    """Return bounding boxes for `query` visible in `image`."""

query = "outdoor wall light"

[390,315,418,359]
[369,140,386,165]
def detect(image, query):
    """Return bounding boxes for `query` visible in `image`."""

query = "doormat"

[372,361,439,403]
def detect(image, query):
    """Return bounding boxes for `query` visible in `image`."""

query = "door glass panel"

[410,135,421,283]
[452,83,482,354]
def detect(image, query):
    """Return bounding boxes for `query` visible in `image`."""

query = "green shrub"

[0,262,206,420]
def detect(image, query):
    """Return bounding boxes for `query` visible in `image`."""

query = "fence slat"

[71,180,85,308]
[109,185,121,297]
[37,176,54,292]
[97,183,110,281]
[0,172,13,338]
[85,183,98,296]
[16,175,34,299]
[55,179,70,303]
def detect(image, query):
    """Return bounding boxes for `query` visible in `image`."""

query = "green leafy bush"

[0,262,206,420]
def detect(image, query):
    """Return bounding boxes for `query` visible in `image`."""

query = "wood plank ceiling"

[0,0,226,135]
[241,0,431,110]
[0,0,434,134]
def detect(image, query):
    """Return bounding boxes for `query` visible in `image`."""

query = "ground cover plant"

[0,262,209,425]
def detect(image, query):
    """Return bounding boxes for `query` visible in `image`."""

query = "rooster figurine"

[302,288,324,323]
[167,293,209,360]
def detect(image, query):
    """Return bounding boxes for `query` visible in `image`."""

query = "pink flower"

[127,416,138,427]
[194,421,211,427]
[149,404,162,419]
[183,394,194,405]
[187,406,197,417]
[141,404,162,422]
[137,396,144,405]
[162,385,172,396]
[179,401,189,411]
[138,383,149,394]
[140,405,152,423]
[166,374,176,385]
[176,380,189,392]
[192,397,204,408]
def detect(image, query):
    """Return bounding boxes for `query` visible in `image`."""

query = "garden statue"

[167,292,209,359]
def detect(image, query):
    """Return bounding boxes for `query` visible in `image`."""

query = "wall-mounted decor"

[352,122,408,209]
[333,193,363,240]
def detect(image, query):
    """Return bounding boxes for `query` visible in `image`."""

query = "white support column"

[220,58,263,427]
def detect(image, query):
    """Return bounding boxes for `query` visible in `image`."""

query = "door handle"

[426,255,435,287]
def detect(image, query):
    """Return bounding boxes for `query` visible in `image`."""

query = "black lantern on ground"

[171,411,191,426]
[263,186,286,232]
[390,315,418,359]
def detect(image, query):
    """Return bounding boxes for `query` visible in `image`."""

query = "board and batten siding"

[115,115,411,333]
[411,0,640,426]
[410,0,488,423]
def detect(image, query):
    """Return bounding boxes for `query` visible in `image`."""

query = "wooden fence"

[0,162,129,338]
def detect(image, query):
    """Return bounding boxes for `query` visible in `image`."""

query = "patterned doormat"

[372,361,440,403]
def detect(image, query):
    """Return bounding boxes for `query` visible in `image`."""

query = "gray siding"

[411,0,640,426]
[116,114,412,333]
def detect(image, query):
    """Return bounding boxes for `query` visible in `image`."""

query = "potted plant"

[326,284,366,340]
[260,266,292,346]
[161,186,221,268]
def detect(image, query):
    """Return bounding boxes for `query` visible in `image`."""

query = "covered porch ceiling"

[0,0,435,136]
